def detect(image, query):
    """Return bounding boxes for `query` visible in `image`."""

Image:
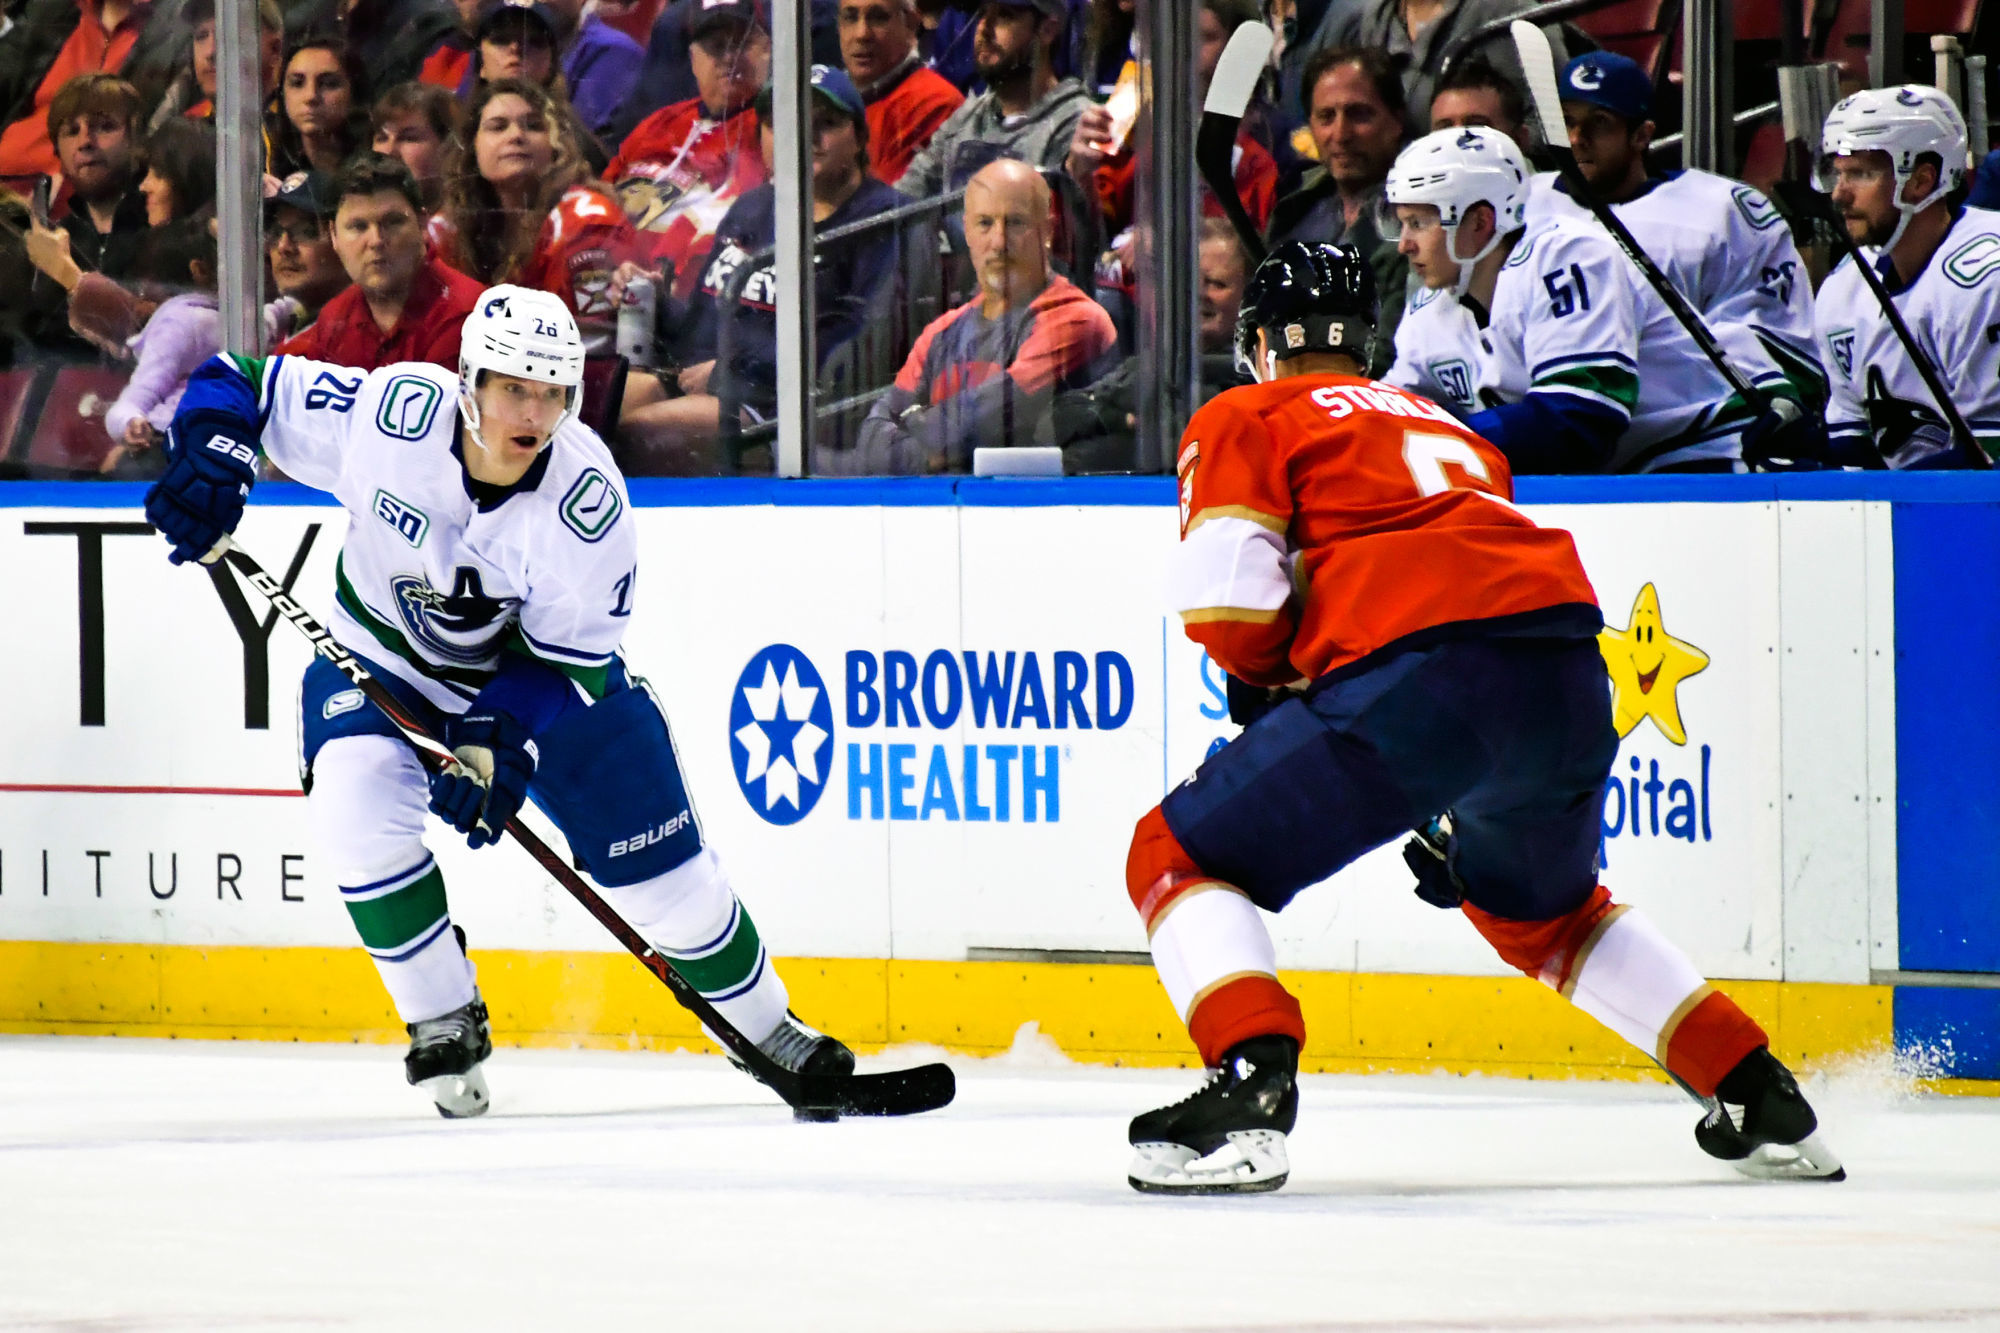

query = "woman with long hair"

[432,78,636,331]
[268,35,371,178]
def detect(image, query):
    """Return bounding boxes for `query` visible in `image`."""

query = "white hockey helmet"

[1385,127,1531,294]
[458,284,587,450]
[1814,85,1969,249]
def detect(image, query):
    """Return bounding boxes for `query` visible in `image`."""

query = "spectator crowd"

[0,0,1995,477]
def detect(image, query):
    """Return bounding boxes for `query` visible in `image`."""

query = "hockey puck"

[793,1105,841,1123]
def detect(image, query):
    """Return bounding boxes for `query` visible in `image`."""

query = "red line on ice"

[0,783,303,798]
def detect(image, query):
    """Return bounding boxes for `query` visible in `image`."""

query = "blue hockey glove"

[428,709,538,849]
[1225,673,1282,727]
[1401,816,1463,910]
[144,416,260,565]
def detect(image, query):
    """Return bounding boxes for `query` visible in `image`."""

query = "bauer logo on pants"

[729,645,835,825]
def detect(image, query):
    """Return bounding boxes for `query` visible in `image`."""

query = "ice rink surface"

[3,1035,1997,1333]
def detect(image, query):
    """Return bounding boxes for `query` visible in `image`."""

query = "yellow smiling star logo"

[1598,583,1709,744]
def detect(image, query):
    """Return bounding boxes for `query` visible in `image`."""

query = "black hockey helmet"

[1234,240,1378,380]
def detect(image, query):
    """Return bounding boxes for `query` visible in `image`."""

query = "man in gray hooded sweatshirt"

[898,0,1089,199]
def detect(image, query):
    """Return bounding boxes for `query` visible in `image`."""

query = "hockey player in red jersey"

[1124,241,1842,1194]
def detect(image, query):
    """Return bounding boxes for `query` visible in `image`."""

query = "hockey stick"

[1805,198,1990,468]
[1197,20,1274,264]
[1509,21,1775,422]
[213,537,954,1119]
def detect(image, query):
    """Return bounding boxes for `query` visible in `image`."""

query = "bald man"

[835,158,1117,473]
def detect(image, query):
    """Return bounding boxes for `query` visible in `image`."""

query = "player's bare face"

[468,374,569,482]
[1308,64,1403,192]
[691,24,772,117]
[1562,104,1638,190]
[332,191,425,305]
[475,95,555,199]
[1827,153,1900,247]
[839,0,917,85]
[1393,204,1455,288]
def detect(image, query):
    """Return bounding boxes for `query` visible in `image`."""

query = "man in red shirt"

[0,0,151,181]
[280,155,482,371]
[1121,242,1842,1195]
[603,0,769,301]
[838,0,961,186]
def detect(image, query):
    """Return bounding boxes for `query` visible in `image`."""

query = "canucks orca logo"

[483,295,511,317]
[1569,60,1605,91]
[391,567,510,665]
[1454,129,1485,150]
[1897,88,1926,107]
[729,645,835,825]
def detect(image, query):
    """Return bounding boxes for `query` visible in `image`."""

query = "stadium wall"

[0,474,1993,1090]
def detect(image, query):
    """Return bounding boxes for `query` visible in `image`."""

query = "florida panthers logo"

[391,567,512,666]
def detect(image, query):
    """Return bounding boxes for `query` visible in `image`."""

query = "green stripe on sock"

[344,866,450,952]
[667,905,764,995]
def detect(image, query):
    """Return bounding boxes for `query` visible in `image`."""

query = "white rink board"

[0,498,1885,981]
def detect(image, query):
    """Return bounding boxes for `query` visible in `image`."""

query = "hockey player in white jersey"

[1384,126,1797,472]
[1530,52,1826,431]
[1814,85,1999,468]
[143,286,855,1116]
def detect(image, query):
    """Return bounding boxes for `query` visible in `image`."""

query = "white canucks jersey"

[244,355,637,713]
[1530,170,1822,405]
[1815,208,2000,461]
[1385,285,1484,417]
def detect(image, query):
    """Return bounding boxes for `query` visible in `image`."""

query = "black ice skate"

[731,1012,856,1119]
[1128,1035,1299,1194]
[1693,1046,1844,1181]
[404,993,493,1119]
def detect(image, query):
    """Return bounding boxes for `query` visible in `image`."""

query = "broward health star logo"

[729,645,834,825]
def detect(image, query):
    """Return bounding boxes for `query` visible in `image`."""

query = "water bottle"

[618,275,657,369]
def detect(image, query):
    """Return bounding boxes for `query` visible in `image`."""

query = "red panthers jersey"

[1170,374,1600,688]
[604,99,767,301]
[428,186,637,322]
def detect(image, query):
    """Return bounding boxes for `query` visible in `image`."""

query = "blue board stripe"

[1894,987,2000,1079]
[1893,502,2000,973]
[6,472,2000,510]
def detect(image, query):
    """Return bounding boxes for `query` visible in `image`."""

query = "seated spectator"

[23,116,217,359]
[468,2,561,86]
[603,0,840,147]
[1268,45,1407,371]
[101,210,222,477]
[605,0,769,301]
[1426,53,1530,150]
[269,36,370,179]
[266,170,353,330]
[542,0,645,143]
[47,75,149,277]
[278,153,482,369]
[925,0,1088,93]
[898,0,1089,201]
[1067,0,1274,236]
[343,0,463,93]
[619,64,903,474]
[370,82,458,214]
[1971,146,2000,211]
[833,158,1114,473]
[1055,216,1248,470]
[151,0,285,128]
[1323,0,1565,136]
[434,78,638,328]
[840,0,963,186]
[0,0,153,183]
[417,0,486,91]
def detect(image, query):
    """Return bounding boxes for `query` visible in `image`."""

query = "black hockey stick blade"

[1197,20,1273,264]
[789,1061,957,1117]
[1509,20,1770,415]
[217,539,956,1118]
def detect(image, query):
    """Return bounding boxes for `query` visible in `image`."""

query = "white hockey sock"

[598,847,790,1044]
